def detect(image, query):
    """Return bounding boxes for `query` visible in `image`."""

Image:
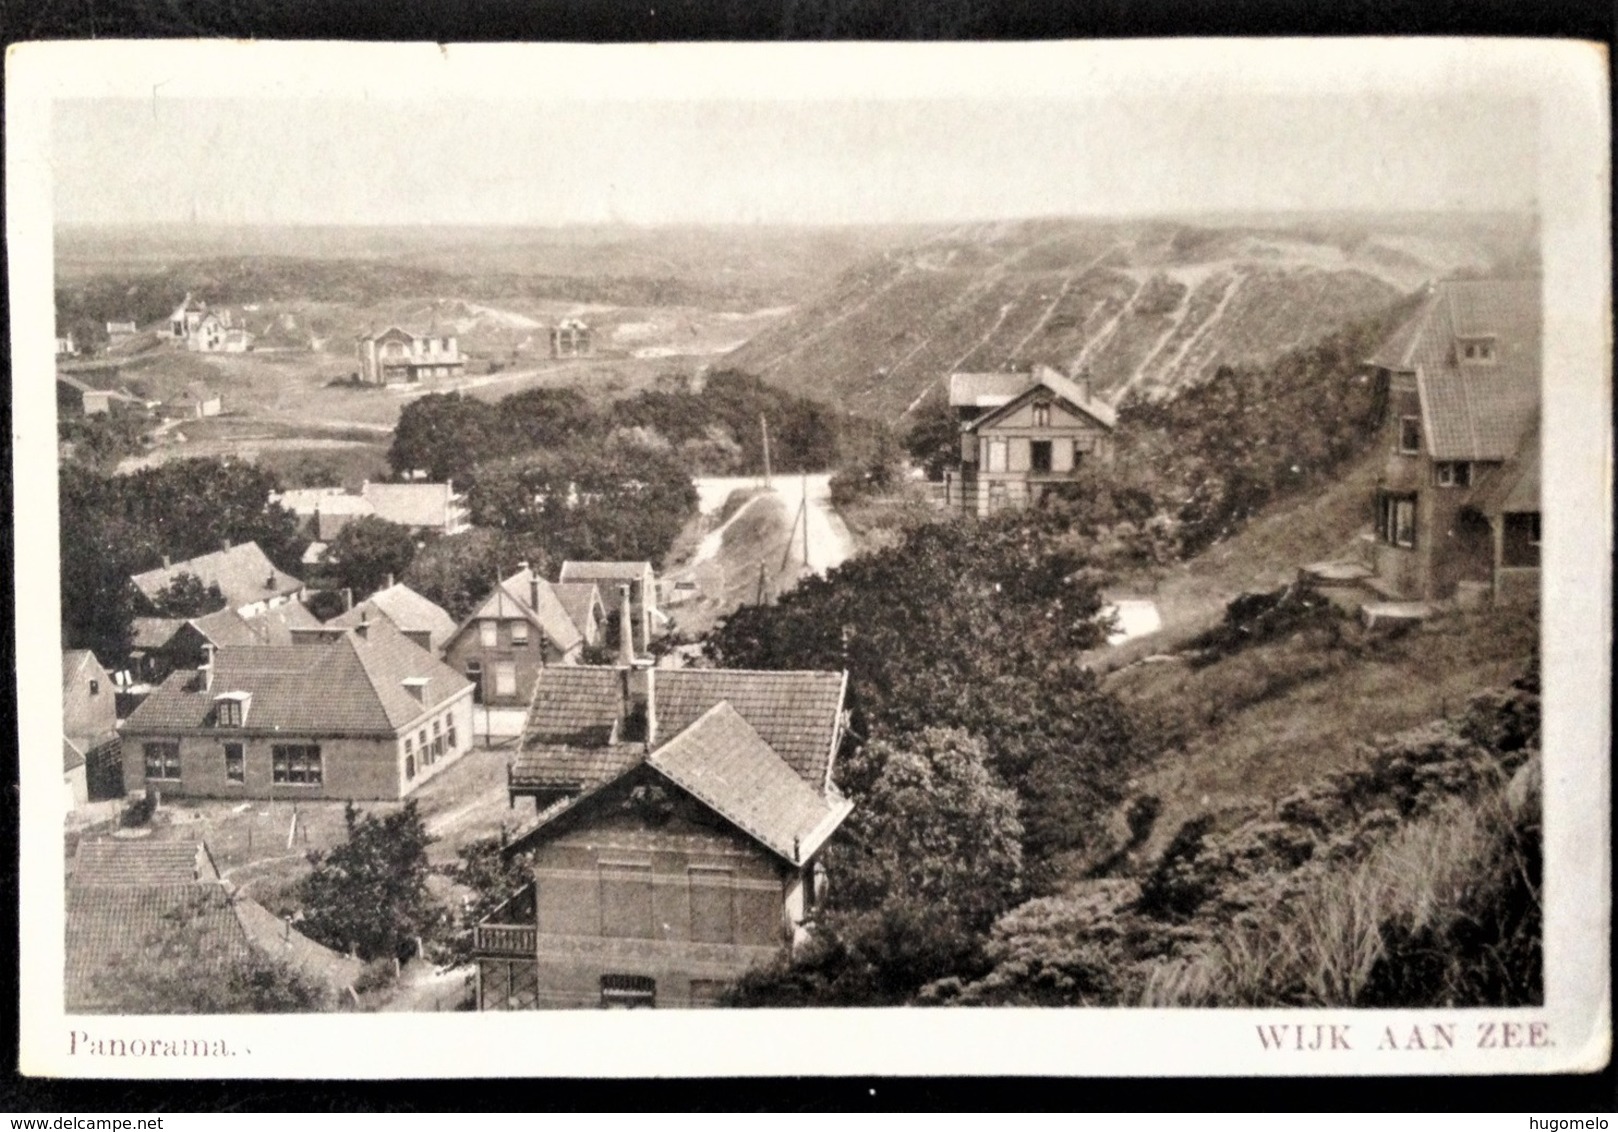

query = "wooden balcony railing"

[474,922,538,956]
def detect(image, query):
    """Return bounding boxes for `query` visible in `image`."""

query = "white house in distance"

[357,327,467,385]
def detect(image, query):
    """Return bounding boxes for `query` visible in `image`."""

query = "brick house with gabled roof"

[121,617,473,800]
[474,612,851,1009]
[946,364,1117,516]
[442,564,584,709]
[1365,278,1541,603]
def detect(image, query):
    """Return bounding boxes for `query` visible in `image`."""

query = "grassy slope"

[1107,601,1538,866]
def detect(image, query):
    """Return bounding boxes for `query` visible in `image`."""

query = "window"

[986,439,1008,473]
[688,867,735,944]
[1030,440,1053,474]
[405,750,415,781]
[89,679,99,696]
[510,619,529,645]
[144,742,181,782]
[432,719,444,760]
[223,742,245,783]
[1378,493,1417,549]
[1398,417,1422,455]
[1435,461,1472,488]
[479,620,498,648]
[272,744,322,786]
[445,714,458,752]
[494,661,517,698]
[1032,401,1051,428]
[214,695,245,727]
[599,974,655,1009]
[418,728,430,765]
[600,861,655,939]
[465,662,483,706]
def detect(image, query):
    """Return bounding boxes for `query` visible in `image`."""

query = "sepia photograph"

[9,38,1609,1078]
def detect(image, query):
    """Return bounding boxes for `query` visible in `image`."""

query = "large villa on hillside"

[1364,278,1541,605]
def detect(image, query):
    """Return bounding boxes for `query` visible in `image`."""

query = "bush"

[352,957,397,995]
[298,801,440,961]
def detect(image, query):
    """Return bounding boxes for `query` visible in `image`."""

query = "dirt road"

[693,473,854,576]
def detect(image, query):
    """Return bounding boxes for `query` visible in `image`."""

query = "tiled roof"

[191,608,266,647]
[362,482,459,529]
[955,366,1117,430]
[523,666,624,745]
[949,372,1030,408]
[62,649,102,689]
[270,488,348,518]
[649,703,852,863]
[653,669,846,788]
[72,839,210,887]
[1372,279,1541,461]
[131,618,184,651]
[248,601,322,645]
[131,543,303,611]
[124,619,469,736]
[551,583,604,639]
[330,583,457,653]
[456,569,582,654]
[511,743,641,791]
[558,561,653,582]
[1474,420,1542,516]
[65,883,250,1012]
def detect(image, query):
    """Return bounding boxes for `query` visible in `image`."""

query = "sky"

[50,60,1539,228]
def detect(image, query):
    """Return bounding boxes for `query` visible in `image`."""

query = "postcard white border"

[10,38,1611,1079]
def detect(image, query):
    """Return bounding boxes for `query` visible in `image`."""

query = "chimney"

[385,572,395,590]
[360,609,368,623]
[530,576,542,613]
[343,587,354,611]
[618,585,635,666]
[161,553,171,569]
[353,621,370,641]
[644,665,656,751]
[198,643,216,691]
[265,573,276,590]
[221,538,231,552]
[401,677,428,704]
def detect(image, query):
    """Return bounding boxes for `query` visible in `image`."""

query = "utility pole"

[802,472,811,574]
[760,414,772,489]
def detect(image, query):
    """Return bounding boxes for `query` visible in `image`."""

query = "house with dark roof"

[442,564,583,708]
[944,364,1117,516]
[129,603,323,686]
[549,318,594,359]
[121,617,474,800]
[65,837,251,1012]
[131,542,304,621]
[62,650,119,809]
[473,616,851,1010]
[1364,278,1541,603]
[328,581,458,655]
[557,561,657,655]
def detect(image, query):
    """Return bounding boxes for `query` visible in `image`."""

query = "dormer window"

[213,691,251,728]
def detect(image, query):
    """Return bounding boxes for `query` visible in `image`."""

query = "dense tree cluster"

[710,508,1149,1005]
[298,801,440,963]
[326,516,419,598]
[59,459,304,663]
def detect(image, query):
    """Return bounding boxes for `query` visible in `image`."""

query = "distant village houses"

[357,327,466,385]
[62,649,120,810]
[557,561,658,655]
[166,382,223,420]
[56,373,143,418]
[168,294,253,353]
[328,581,458,655]
[55,332,77,358]
[105,320,139,340]
[549,318,593,359]
[944,363,1117,516]
[1363,278,1541,604]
